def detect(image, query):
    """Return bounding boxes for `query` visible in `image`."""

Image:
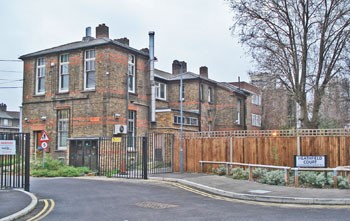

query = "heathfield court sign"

[0,140,16,155]
[294,155,327,168]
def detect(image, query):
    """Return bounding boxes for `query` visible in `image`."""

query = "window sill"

[57,91,69,95]
[81,89,96,93]
[55,149,67,152]
[33,94,45,97]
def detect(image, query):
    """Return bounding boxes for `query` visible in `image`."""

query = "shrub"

[337,176,349,189]
[31,157,91,177]
[299,172,318,187]
[212,166,226,176]
[253,168,268,182]
[262,170,285,186]
[230,167,249,180]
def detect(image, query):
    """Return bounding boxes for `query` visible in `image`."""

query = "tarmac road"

[17,177,350,221]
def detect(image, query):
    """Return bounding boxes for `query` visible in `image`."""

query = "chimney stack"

[82,27,94,41]
[199,66,208,78]
[0,103,7,112]
[96,23,109,38]
[115,37,129,46]
[172,60,187,75]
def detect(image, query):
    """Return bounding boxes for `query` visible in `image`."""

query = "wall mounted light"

[24,117,28,121]
[114,113,120,119]
[41,116,47,121]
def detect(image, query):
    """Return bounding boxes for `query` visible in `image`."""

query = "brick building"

[0,103,20,133]
[230,82,262,130]
[20,24,250,162]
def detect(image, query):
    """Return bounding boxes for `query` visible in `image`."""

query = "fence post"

[24,133,30,192]
[294,169,299,187]
[142,137,148,180]
[333,169,338,189]
[284,168,289,186]
[249,165,253,181]
[200,161,203,173]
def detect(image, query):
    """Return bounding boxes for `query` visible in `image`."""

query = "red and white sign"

[41,141,48,149]
[40,131,50,142]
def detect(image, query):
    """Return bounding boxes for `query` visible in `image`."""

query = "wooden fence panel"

[339,137,350,166]
[243,138,257,164]
[174,133,350,173]
[232,138,244,163]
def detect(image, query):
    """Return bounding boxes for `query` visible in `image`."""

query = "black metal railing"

[98,133,174,179]
[0,133,30,191]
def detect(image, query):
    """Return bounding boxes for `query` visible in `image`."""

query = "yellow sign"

[112,137,121,143]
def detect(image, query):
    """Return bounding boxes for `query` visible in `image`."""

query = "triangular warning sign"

[40,131,50,142]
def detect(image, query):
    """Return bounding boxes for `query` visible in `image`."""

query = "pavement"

[1,173,350,220]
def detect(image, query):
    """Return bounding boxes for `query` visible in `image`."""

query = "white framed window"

[252,114,261,127]
[57,109,69,150]
[236,99,242,125]
[128,54,135,93]
[179,83,185,101]
[36,57,46,94]
[155,82,167,100]
[3,119,9,126]
[59,54,69,92]
[174,115,198,126]
[84,49,96,90]
[208,87,213,103]
[252,94,261,105]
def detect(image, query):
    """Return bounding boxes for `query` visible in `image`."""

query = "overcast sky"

[0,0,253,111]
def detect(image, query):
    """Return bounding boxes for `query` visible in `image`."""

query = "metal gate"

[98,133,173,179]
[0,133,30,191]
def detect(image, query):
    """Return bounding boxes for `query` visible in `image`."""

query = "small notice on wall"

[294,155,327,168]
[0,140,16,155]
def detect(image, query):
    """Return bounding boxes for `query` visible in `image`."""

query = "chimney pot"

[199,66,208,78]
[82,27,94,41]
[115,37,129,46]
[0,103,7,111]
[96,23,109,38]
[172,60,187,75]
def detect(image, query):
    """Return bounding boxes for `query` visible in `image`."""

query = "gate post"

[24,133,30,192]
[142,137,148,180]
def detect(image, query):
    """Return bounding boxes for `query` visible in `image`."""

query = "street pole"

[180,72,184,173]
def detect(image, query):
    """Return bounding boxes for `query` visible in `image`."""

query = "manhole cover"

[248,190,271,194]
[135,201,178,209]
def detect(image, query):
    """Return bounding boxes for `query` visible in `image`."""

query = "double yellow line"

[27,199,55,221]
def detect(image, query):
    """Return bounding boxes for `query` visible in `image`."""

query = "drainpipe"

[149,31,156,123]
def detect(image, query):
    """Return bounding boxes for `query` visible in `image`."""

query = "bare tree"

[228,0,350,128]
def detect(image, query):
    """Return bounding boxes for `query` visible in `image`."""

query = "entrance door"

[69,139,98,171]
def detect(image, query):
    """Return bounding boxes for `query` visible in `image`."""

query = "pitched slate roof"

[218,82,250,96]
[19,37,149,59]
[0,111,19,119]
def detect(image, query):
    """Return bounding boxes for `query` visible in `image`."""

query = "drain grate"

[135,201,178,209]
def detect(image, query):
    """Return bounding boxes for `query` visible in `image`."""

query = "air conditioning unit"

[113,124,127,135]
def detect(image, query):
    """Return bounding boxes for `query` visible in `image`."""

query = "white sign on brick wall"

[0,140,16,155]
